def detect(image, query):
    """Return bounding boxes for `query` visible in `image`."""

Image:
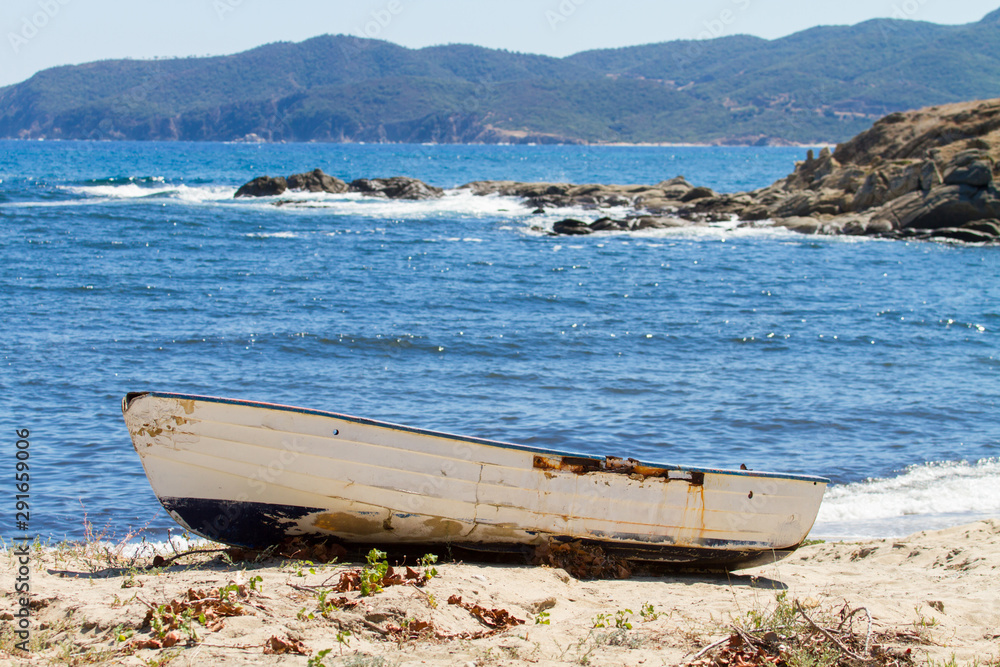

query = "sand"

[2,520,999,666]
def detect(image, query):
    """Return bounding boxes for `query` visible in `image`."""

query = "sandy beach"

[2,520,998,666]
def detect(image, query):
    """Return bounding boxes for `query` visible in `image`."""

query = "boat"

[122,391,828,569]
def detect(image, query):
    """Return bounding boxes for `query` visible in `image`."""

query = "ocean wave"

[812,458,1000,539]
[62,181,234,203]
[80,175,166,186]
[240,189,535,220]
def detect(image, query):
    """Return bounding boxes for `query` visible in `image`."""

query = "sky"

[2,0,998,87]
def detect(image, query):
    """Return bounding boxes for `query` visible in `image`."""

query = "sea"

[2,140,998,545]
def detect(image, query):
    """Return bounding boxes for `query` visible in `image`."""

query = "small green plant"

[150,604,169,639]
[316,588,339,617]
[218,583,241,603]
[592,609,632,630]
[308,648,333,667]
[913,604,940,628]
[248,574,263,592]
[639,602,660,621]
[114,625,135,643]
[142,648,182,666]
[336,629,352,654]
[110,591,138,608]
[614,609,633,629]
[535,610,551,625]
[179,608,199,642]
[418,553,439,580]
[741,591,797,632]
[360,548,389,596]
[292,559,317,577]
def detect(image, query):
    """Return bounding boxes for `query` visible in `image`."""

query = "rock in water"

[552,219,593,235]
[287,168,349,193]
[349,177,444,200]
[235,171,440,199]
[234,176,287,197]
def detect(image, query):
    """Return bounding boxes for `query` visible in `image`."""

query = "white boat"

[122,391,828,569]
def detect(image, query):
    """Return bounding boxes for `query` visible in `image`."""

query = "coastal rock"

[549,215,689,235]
[963,219,1000,236]
[833,99,1000,167]
[656,176,694,199]
[925,227,997,243]
[634,196,677,213]
[850,162,923,211]
[552,219,593,235]
[942,149,994,187]
[234,175,287,197]
[235,171,440,200]
[349,176,444,200]
[920,159,944,191]
[458,177,696,212]
[287,168,349,193]
[588,217,625,231]
[679,186,714,202]
[458,180,522,196]
[874,184,1000,230]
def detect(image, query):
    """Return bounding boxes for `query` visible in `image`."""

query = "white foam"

[63,182,234,203]
[252,189,535,220]
[245,231,301,239]
[517,208,810,239]
[812,458,1000,539]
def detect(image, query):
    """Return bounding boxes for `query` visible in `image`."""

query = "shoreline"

[3,520,998,665]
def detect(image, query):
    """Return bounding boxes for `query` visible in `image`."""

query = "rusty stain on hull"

[532,455,601,474]
[313,512,385,536]
[421,516,466,538]
[533,454,705,485]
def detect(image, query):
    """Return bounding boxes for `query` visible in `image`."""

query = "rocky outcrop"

[235,171,441,200]
[729,100,1000,241]
[234,176,287,197]
[460,176,702,213]
[232,100,1000,242]
[550,215,696,235]
[473,99,1000,242]
[287,168,349,194]
[348,177,443,200]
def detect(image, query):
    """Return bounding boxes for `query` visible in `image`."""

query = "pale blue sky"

[2,0,998,87]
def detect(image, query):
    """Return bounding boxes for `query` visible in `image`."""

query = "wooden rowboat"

[122,391,828,569]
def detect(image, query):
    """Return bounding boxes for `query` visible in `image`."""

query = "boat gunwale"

[126,391,831,484]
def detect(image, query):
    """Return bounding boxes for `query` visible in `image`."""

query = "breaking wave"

[64,179,233,203]
[812,458,1000,539]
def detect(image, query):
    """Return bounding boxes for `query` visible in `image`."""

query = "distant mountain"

[3,9,1000,144]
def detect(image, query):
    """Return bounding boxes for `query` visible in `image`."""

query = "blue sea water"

[1,140,998,543]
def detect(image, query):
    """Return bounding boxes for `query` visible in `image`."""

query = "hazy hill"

[2,9,1000,144]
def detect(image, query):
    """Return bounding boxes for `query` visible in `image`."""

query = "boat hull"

[122,392,828,569]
